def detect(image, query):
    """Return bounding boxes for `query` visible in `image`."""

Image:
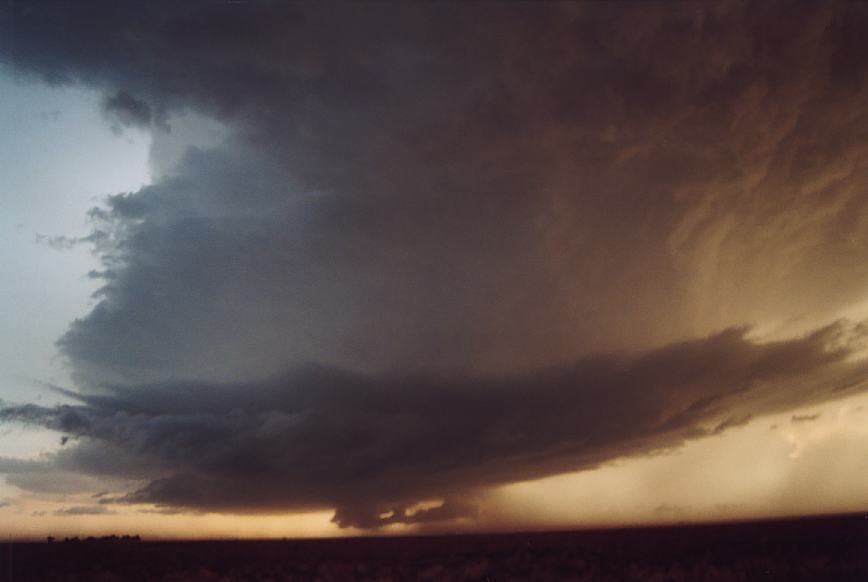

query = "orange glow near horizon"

[4,392,866,540]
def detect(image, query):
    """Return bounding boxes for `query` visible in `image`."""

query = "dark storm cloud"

[1,1,867,386]
[711,414,753,435]
[4,322,868,527]
[100,90,157,132]
[5,1,868,527]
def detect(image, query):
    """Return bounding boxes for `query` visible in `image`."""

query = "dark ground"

[2,513,867,581]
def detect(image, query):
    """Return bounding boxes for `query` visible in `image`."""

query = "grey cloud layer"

[3,1,868,527]
[4,323,867,527]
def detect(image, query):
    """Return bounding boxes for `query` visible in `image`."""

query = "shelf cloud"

[5,323,868,527]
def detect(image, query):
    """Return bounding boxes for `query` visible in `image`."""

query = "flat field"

[2,513,866,581]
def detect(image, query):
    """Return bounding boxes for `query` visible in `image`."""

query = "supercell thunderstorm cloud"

[3,1,868,530]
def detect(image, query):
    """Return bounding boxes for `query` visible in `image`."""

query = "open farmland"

[2,513,866,581]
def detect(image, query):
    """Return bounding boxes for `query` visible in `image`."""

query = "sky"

[1,0,868,539]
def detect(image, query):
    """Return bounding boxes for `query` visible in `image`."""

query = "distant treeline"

[46,535,141,543]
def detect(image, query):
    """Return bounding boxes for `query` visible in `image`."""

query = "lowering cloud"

[2,1,868,527]
[4,323,868,527]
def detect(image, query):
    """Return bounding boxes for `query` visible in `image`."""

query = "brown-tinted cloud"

[54,505,115,516]
[3,1,868,528]
[0,2,866,385]
[4,323,868,527]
